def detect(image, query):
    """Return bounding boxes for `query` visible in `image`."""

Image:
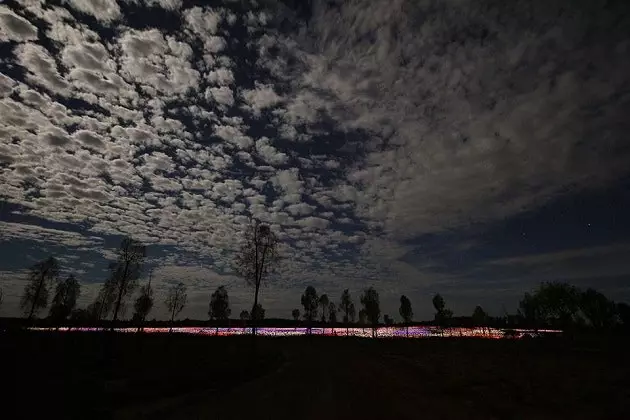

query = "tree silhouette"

[580,288,617,330]
[432,294,453,328]
[340,289,353,335]
[328,302,337,325]
[358,309,367,333]
[383,314,393,325]
[518,282,581,329]
[472,305,488,335]
[349,302,356,323]
[20,256,59,321]
[239,310,250,332]
[232,220,279,336]
[209,285,231,334]
[133,276,154,332]
[108,237,146,329]
[319,293,329,323]
[399,295,413,336]
[49,274,81,326]
[252,303,265,322]
[92,275,117,321]
[0,287,3,311]
[292,308,300,323]
[165,282,187,332]
[360,287,380,337]
[617,302,630,332]
[301,286,318,334]
[69,308,89,327]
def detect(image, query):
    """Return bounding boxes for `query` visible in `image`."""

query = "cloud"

[66,0,122,22]
[279,0,630,239]
[207,86,234,107]
[16,43,71,94]
[255,137,288,166]
[241,82,282,116]
[0,6,38,42]
[1,0,628,320]
[0,222,104,247]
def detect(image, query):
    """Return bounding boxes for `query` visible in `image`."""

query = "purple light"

[29,326,561,338]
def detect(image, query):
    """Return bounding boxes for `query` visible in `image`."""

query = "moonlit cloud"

[1,0,629,319]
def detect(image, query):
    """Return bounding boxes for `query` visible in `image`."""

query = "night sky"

[1,0,629,321]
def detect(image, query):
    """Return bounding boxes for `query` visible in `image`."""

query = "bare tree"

[133,275,154,332]
[209,285,231,334]
[165,282,187,332]
[49,274,81,326]
[232,220,279,335]
[399,295,413,336]
[109,237,146,329]
[301,286,318,334]
[319,294,329,323]
[20,257,59,321]
[340,289,353,335]
[360,287,380,338]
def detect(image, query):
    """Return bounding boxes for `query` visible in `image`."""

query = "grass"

[3,332,629,419]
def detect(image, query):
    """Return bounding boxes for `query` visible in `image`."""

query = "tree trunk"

[28,270,47,322]
[111,261,130,331]
[251,283,260,336]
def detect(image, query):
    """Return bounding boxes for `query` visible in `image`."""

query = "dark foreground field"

[3,332,629,420]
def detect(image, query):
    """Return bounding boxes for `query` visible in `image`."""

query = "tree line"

[3,220,630,336]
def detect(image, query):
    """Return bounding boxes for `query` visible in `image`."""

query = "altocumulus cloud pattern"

[1,0,629,319]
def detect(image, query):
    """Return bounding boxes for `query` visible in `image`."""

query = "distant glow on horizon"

[29,326,561,339]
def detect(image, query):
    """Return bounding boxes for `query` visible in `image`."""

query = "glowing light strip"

[28,326,561,338]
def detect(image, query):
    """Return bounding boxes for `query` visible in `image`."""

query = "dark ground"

[2,332,629,420]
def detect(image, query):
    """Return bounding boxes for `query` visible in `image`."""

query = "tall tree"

[399,295,413,336]
[93,275,117,321]
[301,286,318,334]
[340,289,353,335]
[49,274,81,325]
[109,237,146,328]
[20,256,60,321]
[209,285,231,334]
[328,302,337,325]
[319,293,329,323]
[292,309,300,322]
[252,303,265,322]
[360,287,380,337]
[239,310,250,333]
[579,288,617,330]
[165,282,187,332]
[383,314,393,325]
[432,294,453,327]
[232,220,279,336]
[133,276,154,332]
